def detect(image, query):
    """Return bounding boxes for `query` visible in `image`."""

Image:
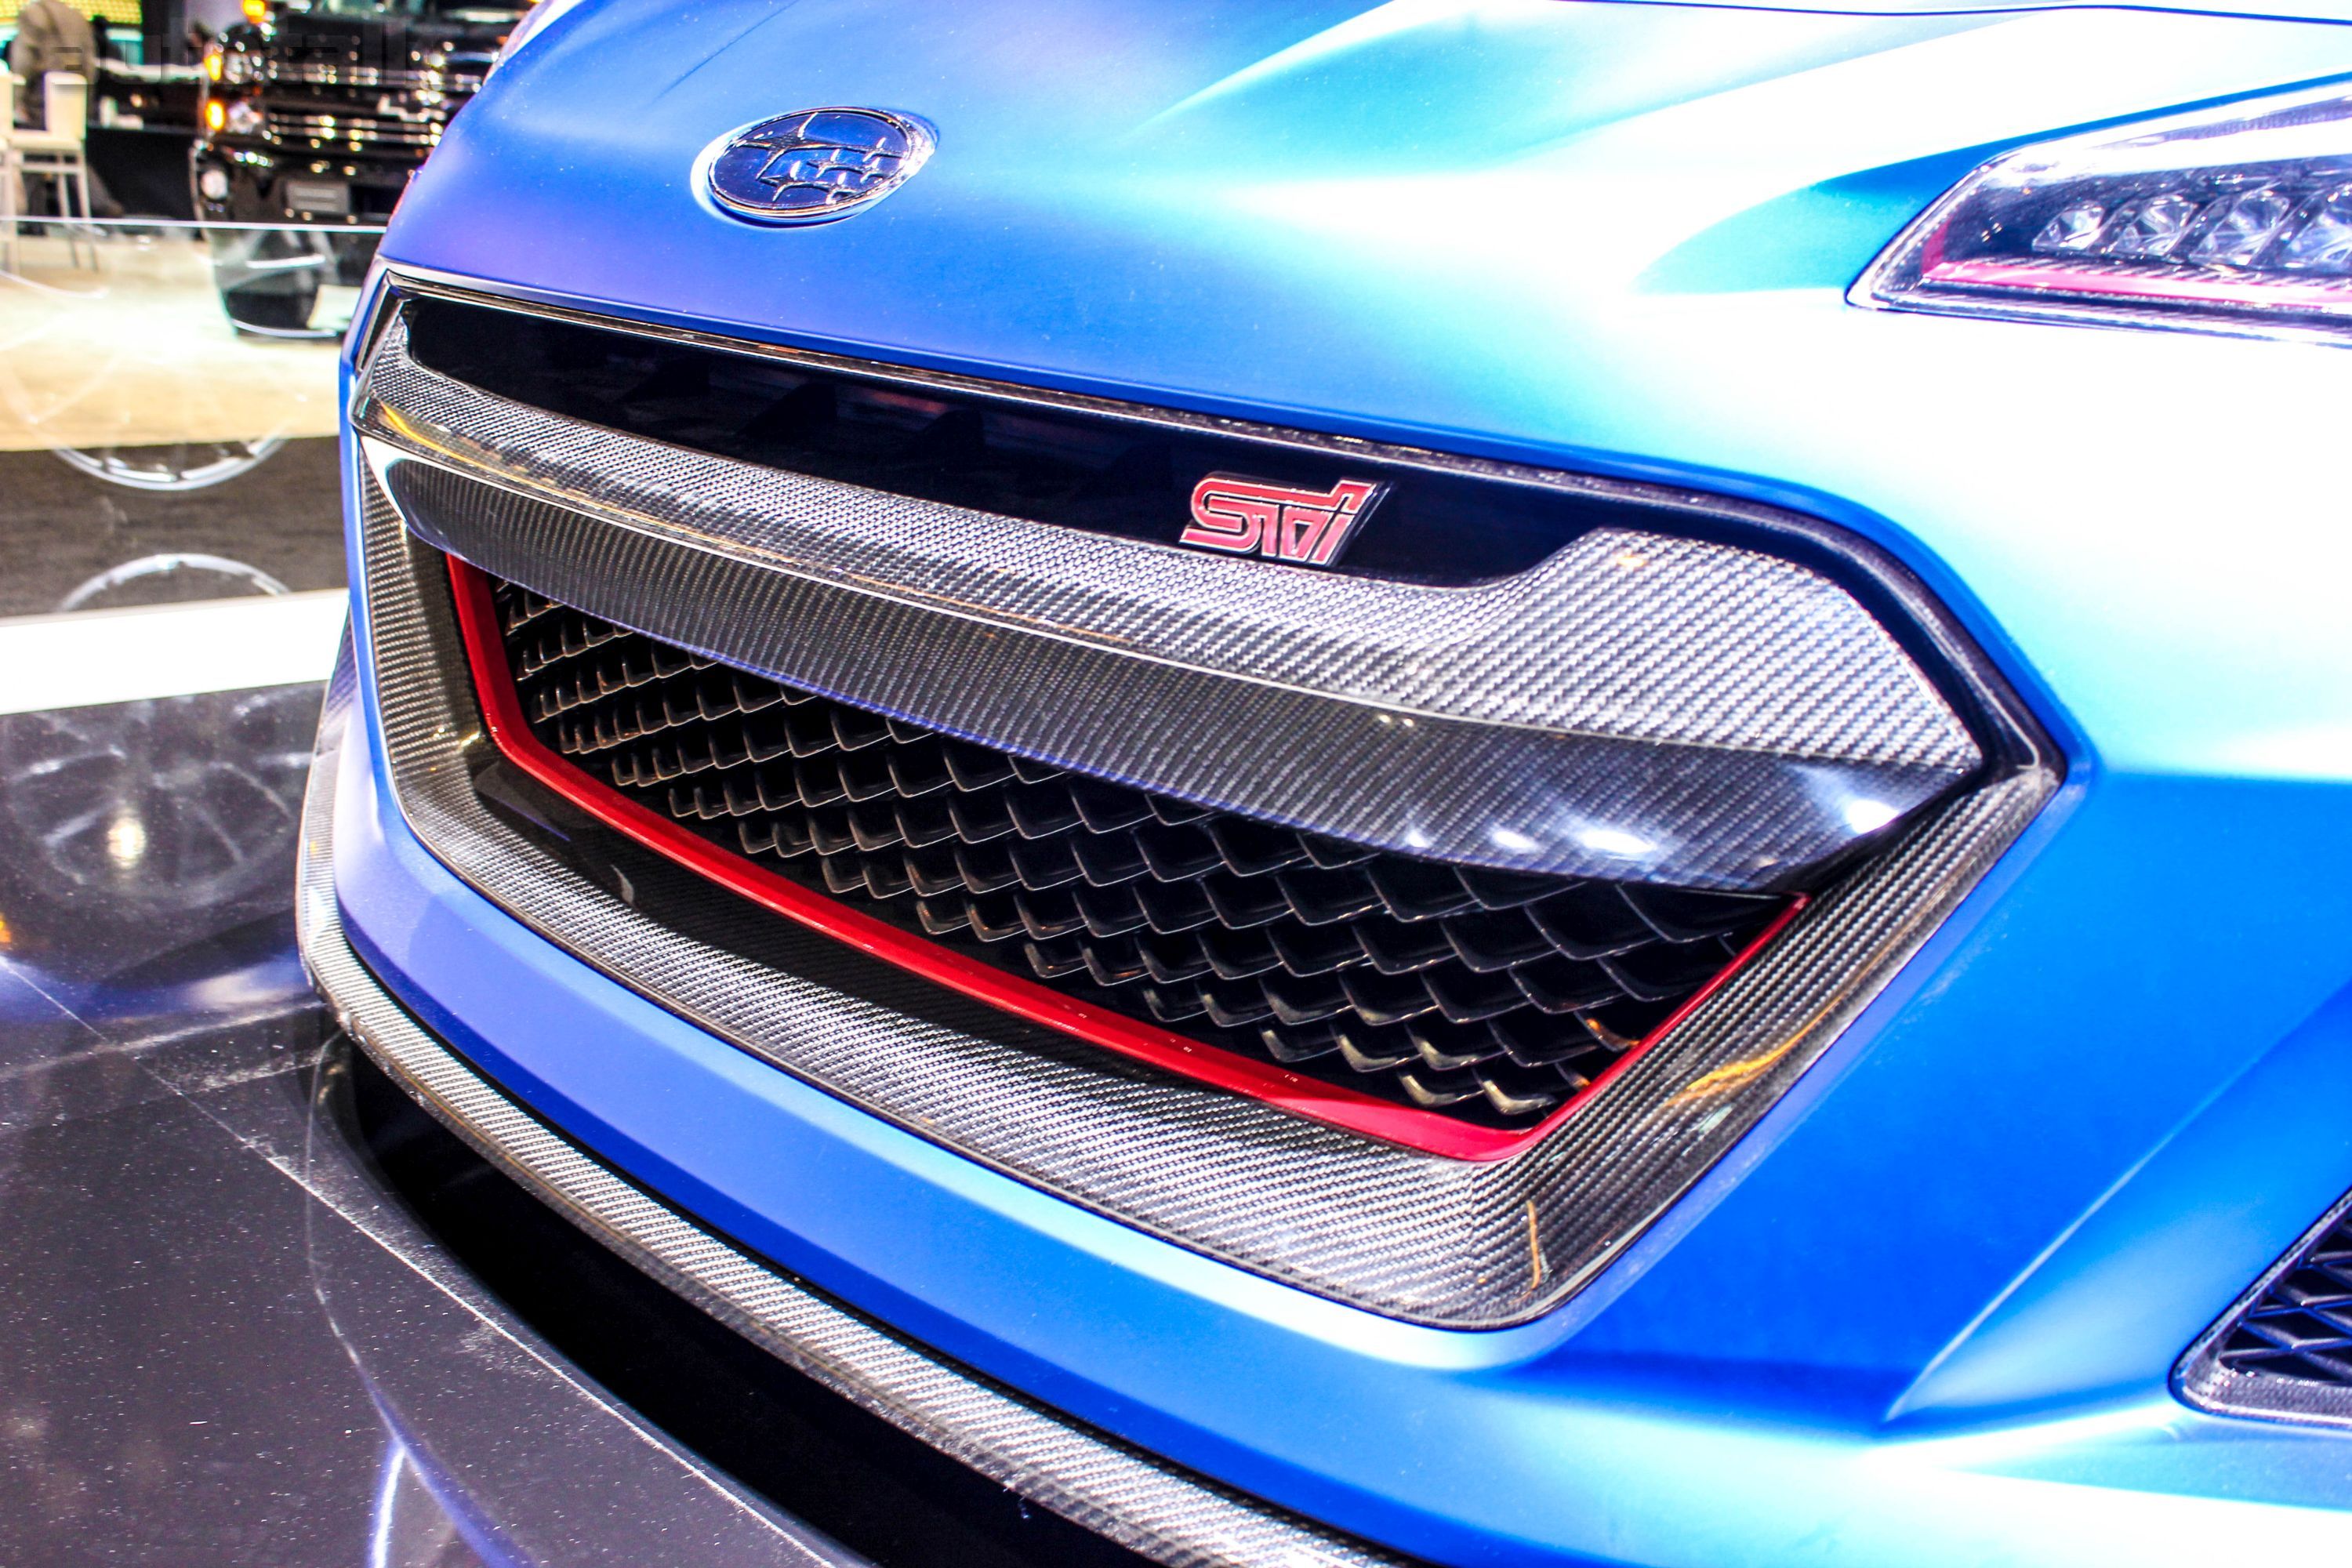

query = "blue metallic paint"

[339,2,2352,1561]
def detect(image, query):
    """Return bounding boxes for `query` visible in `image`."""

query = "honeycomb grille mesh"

[488,578,1788,1128]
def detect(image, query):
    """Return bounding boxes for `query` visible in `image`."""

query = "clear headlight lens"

[1853,82,2352,341]
[220,47,260,85]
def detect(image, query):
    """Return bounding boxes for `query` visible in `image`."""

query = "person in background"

[9,0,96,129]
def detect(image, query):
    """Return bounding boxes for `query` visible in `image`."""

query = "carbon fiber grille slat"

[357,298,1987,892]
[488,579,1785,1128]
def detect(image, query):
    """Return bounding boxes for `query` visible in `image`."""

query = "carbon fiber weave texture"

[356,314,1978,889]
[372,448,1960,892]
[299,669,1406,1568]
[356,469,2050,1327]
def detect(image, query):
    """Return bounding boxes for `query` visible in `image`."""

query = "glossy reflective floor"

[0,233,841,1564]
[0,682,869,1566]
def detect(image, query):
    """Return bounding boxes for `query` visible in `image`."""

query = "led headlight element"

[1855,82,2352,340]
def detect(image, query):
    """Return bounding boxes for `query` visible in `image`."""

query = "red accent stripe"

[442,554,1802,1161]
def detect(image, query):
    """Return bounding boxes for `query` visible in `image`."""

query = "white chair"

[13,72,93,268]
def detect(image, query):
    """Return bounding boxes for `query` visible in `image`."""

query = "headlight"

[221,47,260,85]
[1853,82,2352,342]
[224,98,263,136]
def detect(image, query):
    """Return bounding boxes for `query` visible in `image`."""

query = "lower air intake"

[467,569,1793,1135]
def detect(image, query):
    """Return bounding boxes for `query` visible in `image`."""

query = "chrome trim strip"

[269,113,442,148]
[353,291,1981,890]
[267,61,481,90]
[297,646,1407,1568]
[347,459,2056,1327]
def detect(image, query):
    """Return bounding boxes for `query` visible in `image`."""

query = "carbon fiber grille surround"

[485,576,1787,1130]
[298,657,1409,1567]
[347,274,2060,1326]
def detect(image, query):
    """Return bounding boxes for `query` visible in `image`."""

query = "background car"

[191,0,521,334]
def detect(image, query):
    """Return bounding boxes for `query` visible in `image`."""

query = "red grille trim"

[444,553,1802,1161]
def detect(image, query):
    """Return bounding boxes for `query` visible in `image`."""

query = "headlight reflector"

[1854,83,2352,340]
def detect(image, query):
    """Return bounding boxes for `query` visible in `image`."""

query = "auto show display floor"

[0,662,870,1566]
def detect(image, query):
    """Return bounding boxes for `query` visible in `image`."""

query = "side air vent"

[2181,1192,2352,1426]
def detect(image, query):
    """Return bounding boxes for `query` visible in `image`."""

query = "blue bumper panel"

[337,594,2352,1564]
[333,0,2352,1555]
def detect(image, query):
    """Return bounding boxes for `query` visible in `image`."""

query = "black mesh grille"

[484,575,1790,1130]
[2215,1214,2352,1386]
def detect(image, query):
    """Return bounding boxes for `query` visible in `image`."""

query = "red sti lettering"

[1181,474,1388,566]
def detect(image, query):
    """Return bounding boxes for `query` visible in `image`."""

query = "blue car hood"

[387,0,2352,789]
[391,0,2352,433]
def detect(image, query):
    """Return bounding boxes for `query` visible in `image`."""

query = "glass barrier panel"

[2,218,375,617]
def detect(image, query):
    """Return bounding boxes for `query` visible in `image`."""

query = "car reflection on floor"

[0,671,862,1566]
[0,679,449,1563]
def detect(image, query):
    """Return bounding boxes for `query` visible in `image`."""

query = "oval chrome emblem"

[704,107,936,226]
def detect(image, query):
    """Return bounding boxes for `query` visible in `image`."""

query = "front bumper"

[193,135,415,227]
[299,649,1381,1568]
[323,412,2352,1566]
[325,6,2352,1552]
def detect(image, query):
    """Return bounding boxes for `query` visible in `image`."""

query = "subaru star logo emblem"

[703,107,936,225]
